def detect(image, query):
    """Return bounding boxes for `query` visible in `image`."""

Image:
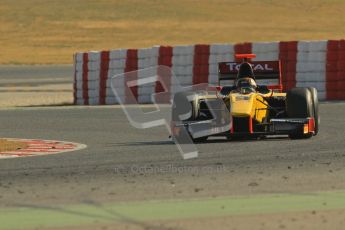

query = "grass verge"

[1,190,345,229]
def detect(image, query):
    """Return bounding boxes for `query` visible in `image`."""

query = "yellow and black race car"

[171,54,319,142]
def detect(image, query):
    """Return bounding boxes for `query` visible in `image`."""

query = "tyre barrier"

[74,40,345,105]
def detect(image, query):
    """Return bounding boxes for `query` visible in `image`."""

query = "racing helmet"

[237,62,255,79]
[235,77,257,94]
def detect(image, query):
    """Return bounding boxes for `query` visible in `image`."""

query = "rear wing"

[218,61,282,90]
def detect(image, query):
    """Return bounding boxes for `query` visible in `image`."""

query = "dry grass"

[43,209,345,230]
[0,139,27,152]
[1,0,345,64]
[0,84,73,107]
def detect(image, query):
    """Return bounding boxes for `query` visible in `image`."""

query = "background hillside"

[1,0,344,64]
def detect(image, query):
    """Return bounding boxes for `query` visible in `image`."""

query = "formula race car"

[171,54,319,142]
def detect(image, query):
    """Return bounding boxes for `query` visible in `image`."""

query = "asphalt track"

[0,65,73,107]
[0,102,344,229]
[0,65,72,87]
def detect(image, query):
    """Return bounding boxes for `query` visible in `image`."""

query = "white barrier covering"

[209,44,234,54]
[88,51,100,62]
[173,45,194,55]
[110,49,127,60]
[74,40,333,104]
[75,52,84,62]
[252,42,279,54]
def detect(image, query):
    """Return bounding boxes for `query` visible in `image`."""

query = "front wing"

[171,117,315,138]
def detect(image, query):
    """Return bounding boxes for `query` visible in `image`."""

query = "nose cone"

[230,93,254,117]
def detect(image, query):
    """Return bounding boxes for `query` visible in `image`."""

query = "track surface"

[0,65,72,86]
[0,102,344,210]
[0,65,73,107]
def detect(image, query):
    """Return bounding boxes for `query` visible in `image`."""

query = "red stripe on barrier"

[327,40,339,51]
[73,54,77,105]
[338,71,345,81]
[326,40,340,100]
[234,42,252,56]
[193,44,210,84]
[155,46,173,103]
[125,49,138,104]
[279,41,297,91]
[82,53,89,105]
[99,51,110,105]
[327,72,338,81]
[339,80,345,99]
[339,39,345,49]
[327,50,338,62]
[338,51,345,61]
[337,40,345,100]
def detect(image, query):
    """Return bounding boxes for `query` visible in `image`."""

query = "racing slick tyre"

[307,87,319,135]
[286,87,314,139]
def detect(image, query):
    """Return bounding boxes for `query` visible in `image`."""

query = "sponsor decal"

[226,63,273,71]
[236,95,250,101]
[218,61,280,74]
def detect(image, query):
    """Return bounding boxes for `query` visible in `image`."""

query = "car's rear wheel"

[286,87,314,139]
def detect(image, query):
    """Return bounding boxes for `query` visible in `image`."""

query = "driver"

[234,62,257,94]
[235,77,257,94]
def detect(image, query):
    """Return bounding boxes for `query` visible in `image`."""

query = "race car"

[171,54,319,142]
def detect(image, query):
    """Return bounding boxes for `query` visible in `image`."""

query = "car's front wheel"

[286,87,315,139]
